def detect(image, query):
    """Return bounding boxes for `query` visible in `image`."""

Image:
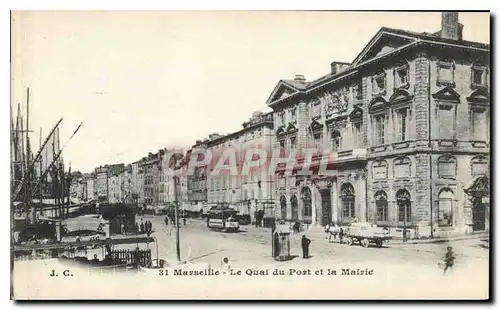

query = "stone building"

[131,160,145,205]
[86,174,95,201]
[141,151,162,206]
[108,172,121,203]
[120,165,132,203]
[158,149,185,206]
[186,141,210,204]
[266,12,489,238]
[94,166,109,202]
[201,112,275,218]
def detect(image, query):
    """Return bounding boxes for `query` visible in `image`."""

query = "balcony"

[370,144,390,153]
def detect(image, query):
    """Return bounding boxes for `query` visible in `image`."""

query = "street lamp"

[173,175,181,262]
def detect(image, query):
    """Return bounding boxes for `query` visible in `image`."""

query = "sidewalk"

[389,232,489,245]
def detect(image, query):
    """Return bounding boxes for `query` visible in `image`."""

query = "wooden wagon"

[343,224,392,248]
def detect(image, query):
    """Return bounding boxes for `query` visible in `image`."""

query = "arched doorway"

[465,176,490,232]
[290,194,298,220]
[301,187,312,224]
[396,189,412,224]
[437,189,454,227]
[280,195,287,220]
[375,190,388,222]
[341,183,355,222]
[320,188,331,226]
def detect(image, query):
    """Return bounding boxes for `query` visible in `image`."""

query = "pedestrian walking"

[140,221,145,233]
[164,217,169,226]
[221,257,232,273]
[301,235,311,259]
[442,246,456,275]
[183,217,187,226]
[338,225,344,244]
[135,222,139,232]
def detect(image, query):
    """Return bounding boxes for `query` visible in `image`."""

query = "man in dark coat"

[443,246,455,275]
[301,235,311,259]
[140,221,145,233]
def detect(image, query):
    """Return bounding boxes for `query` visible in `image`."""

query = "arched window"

[438,189,454,227]
[280,195,287,219]
[301,187,312,219]
[437,155,457,179]
[341,183,355,219]
[396,189,412,223]
[375,190,388,222]
[331,130,342,152]
[290,194,298,220]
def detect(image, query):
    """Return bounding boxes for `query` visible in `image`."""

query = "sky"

[10,11,490,173]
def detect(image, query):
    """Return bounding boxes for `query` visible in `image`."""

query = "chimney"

[441,12,460,40]
[294,74,306,83]
[330,61,350,75]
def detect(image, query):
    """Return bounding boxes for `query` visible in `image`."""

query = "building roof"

[266,25,490,107]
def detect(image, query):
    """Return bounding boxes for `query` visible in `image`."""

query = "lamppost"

[173,175,181,262]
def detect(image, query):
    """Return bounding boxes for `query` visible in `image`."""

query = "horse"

[326,225,344,243]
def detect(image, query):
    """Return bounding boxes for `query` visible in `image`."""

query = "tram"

[207,207,240,232]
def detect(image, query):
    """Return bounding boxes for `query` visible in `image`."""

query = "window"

[290,107,297,122]
[395,65,409,88]
[353,83,362,101]
[331,130,341,152]
[372,160,388,180]
[375,191,388,222]
[301,187,312,219]
[394,157,411,178]
[438,105,455,140]
[353,122,362,148]
[373,114,386,145]
[396,189,412,223]
[437,60,455,85]
[372,73,386,95]
[471,66,488,87]
[471,107,487,141]
[437,156,457,179]
[471,156,489,177]
[312,101,321,119]
[313,131,323,150]
[438,189,454,227]
[341,183,355,219]
[290,137,297,149]
[278,112,285,125]
[395,107,409,142]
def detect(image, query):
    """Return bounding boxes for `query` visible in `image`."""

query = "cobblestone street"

[134,215,488,285]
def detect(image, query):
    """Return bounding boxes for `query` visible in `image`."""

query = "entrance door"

[472,203,486,231]
[320,189,331,226]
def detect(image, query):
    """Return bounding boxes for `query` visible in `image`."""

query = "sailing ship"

[11,87,83,243]
[11,88,157,270]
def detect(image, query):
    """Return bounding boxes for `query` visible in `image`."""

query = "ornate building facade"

[266,12,490,238]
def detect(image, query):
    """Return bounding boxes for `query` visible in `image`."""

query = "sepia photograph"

[10,10,490,300]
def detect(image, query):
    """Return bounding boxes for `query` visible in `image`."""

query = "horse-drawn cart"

[344,223,392,248]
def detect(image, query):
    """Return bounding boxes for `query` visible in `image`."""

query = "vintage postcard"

[10,11,490,300]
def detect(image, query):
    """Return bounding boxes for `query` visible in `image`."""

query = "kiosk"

[272,225,291,261]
